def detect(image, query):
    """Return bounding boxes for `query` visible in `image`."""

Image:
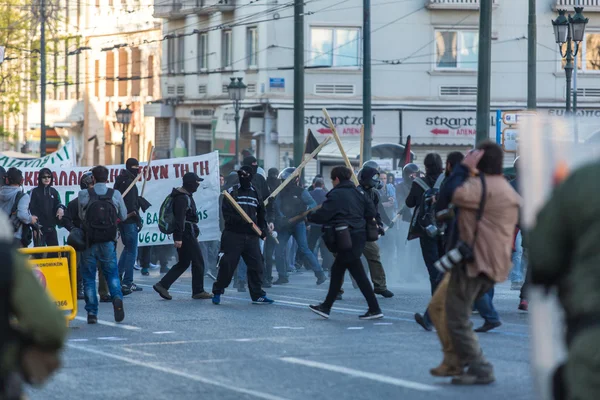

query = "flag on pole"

[304,129,320,154]
[399,135,412,168]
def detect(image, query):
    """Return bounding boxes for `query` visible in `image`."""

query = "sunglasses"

[41,176,52,179]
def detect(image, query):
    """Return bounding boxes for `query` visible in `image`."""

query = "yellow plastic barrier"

[19,246,78,323]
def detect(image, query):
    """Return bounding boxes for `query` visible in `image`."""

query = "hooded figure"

[115,158,141,225]
[29,168,64,247]
[241,156,270,200]
[267,168,280,193]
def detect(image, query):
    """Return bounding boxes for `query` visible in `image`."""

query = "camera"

[433,241,474,273]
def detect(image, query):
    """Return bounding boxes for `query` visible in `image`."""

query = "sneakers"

[309,304,331,319]
[316,272,327,285]
[149,263,160,270]
[153,282,172,300]
[474,320,502,333]
[133,263,141,271]
[415,313,433,332]
[212,294,221,305]
[359,310,384,320]
[113,298,125,323]
[451,363,495,385]
[375,289,394,298]
[87,314,98,324]
[252,296,274,305]
[129,283,143,292]
[272,278,289,285]
[141,268,150,276]
[121,285,133,296]
[518,299,529,311]
[192,292,213,300]
[99,294,112,303]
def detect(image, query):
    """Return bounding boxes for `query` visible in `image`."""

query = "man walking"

[0,168,38,247]
[29,167,65,249]
[78,166,128,324]
[212,166,273,305]
[308,166,382,320]
[153,173,212,300]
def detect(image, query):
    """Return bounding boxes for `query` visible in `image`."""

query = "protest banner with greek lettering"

[0,140,76,170]
[20,151,220,246]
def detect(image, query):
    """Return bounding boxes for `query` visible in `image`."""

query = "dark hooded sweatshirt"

[29,168,62,229]
[114,169,139,224]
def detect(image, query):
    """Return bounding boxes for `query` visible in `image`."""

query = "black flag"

[304,129,320,154]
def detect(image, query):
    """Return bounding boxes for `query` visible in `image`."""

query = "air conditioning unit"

[439,85,478,96]
[314,84,355,95]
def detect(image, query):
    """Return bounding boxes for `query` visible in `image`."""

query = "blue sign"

[269,78,285,91]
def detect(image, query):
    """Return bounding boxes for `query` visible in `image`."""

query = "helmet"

[362,160,380,171]
[80,171,94,190]
[278,167,297,181]
[357,166,381,190]
[402,163,420,183]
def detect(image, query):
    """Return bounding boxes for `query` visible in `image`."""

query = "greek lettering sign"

[30,258,74,310]
[0,140,76,169]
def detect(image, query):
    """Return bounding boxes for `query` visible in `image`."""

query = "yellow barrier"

[19,246,78,323]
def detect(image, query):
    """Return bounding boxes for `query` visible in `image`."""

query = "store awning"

[317,139,415,165]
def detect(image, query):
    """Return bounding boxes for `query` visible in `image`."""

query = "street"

[30,270,534,400]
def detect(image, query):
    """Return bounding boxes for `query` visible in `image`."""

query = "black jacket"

[252,174,271,201]
[222,183,267,236]
[405,173,442,209]
[29,168,62,230]
[308,180,376,231]
[171,188,199,241]
[63,198,82,231]
[114,169,139,224]
[360,185,392,227]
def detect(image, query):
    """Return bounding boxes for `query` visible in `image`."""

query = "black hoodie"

[114,169,139,224]
[29,168,62,230]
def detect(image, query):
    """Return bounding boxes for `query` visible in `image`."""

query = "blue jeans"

[276,222,322,278]
[474,286,500,324]
[510,231,524,283]
[118,223,139,287]
[83,242,123,315]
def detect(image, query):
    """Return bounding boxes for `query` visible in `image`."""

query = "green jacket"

[529,162,600,319]
[1,252,68,377]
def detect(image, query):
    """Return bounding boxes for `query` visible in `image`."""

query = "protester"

[29,168,65,249]
[211,166,273,305]
[437,142,519,384]
[0,213,67,399]
[263,168,280,287]
[153,172,212,300]
[242,156,270,201]
[78,165,127,324]
[0,167,38,247]
[273,167,326,285]
[306,178,334,272]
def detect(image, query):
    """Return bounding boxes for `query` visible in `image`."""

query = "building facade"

[147,0,600,177]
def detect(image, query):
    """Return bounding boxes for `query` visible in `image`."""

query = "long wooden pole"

[265,136,332,206]
[288,205,321,225]
[121,173,142,198]
[140,146,155,197]
[322,108,359,186]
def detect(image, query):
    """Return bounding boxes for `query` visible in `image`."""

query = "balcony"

[153,0,189,19]
[554,0,600,12]
[426,0,498,10]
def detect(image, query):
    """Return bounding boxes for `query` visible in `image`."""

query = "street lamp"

[115,104,133,163]
[227,77,247,166]
[553,7,588,113]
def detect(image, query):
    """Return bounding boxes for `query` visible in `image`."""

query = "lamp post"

[553,7,588,113]
[227,77,247,167]
[115,105,133,163]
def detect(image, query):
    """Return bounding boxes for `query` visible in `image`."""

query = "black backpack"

[9,191,33,247]
[408,175,443,240]
[83,188,118,243]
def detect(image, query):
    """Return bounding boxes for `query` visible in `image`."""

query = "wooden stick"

[122,173,142,198]
[265,136,332,206]
[288,205,321,225]
[140,146,155,197]
[359,124,365,167]
[222,190,264,239]
[322,108,359,186]
[384,212,402,232]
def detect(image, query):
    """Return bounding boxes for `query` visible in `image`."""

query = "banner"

[0,140,76,170]
[20,151,221,246]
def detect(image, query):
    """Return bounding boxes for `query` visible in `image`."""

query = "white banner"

[20,151,221,246]
[0,141,76,170]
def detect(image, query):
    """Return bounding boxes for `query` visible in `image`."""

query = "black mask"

[238,167,253,189]
[126,158,140,176]
[251,164,258,174]
[183,181,200,193]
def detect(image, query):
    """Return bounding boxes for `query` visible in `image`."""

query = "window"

[197,33,208,71]
[561,32,600,72]
[222,30,232,68]
[309,27,360,67]
[177,36,185,73]
[167,38,175,73]
[435,29,478,70]
[247,27,258,68]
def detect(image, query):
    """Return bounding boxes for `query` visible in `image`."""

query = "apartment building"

[147,0,600,174]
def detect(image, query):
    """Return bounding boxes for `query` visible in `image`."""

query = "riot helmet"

[357,166,381,190]
[362,160,380,171]
[278,167,297,182]
[402,163,420,184]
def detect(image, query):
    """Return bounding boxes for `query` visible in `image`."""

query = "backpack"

[408,175,444,239]
[158,191,190,235]
[9,191,33,247]
[83,188,118,243]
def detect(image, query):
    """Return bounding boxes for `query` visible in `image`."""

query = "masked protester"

[153,173,212,301]
[211,166,274,305]
[114,158,144,291]
[262,167,280,287]
[242,156,270,201]
[29,168,65,250]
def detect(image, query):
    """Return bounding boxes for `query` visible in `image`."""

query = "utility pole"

[362,0,372,162]
[527,0,536,110]
[293,0,304,167]
[40,0,47,156]
[475,0,493,145]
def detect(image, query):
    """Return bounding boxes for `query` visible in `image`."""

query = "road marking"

[68,339,89,342]
[122,348,156,357]
[97,337,127,341]
[280,357,438,392]
[273,326,305,330]
[69,344,291,400]
[234,338,256,342]
[347,327,364,330]
[374,322,394,326]
[74,316,141,331]
[153,331,175,334]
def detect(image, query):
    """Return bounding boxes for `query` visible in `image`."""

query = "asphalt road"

[29,268,534,400]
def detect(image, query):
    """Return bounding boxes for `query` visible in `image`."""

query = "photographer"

[436,141,519,385]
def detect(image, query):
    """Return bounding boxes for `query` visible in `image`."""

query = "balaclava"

[126,158,140,176]
[182,172,203,194]
[237,166,254,190]
[242,156,258,175]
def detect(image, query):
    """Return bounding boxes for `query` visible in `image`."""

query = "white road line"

[374,322,394,326]
[347,327,364,330]
[68,339,89,342]
[153,331,175,334]
[74,316,141,331]
[97,337,127,341]
[280,357,438,392]
[69,344,291,400]
[273,326,305,330]
[122,348,156,357]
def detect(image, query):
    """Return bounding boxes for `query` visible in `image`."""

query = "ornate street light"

[115,104,133,163]
[227,77,247,167]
